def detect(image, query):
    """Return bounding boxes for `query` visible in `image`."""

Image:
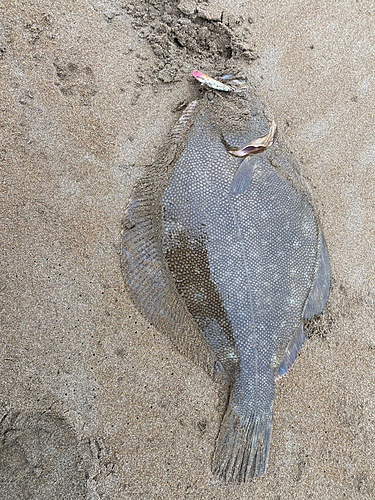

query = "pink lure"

[192,70,232,92]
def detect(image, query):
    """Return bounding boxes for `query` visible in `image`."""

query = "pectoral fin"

[229,157,255,196]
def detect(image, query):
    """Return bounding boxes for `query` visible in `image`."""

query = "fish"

[121,95,331,482]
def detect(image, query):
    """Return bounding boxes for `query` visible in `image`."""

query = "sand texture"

[0,1,374,499]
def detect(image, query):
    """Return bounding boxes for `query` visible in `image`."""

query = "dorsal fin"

[121,101,223,380]
[170,100,198,140]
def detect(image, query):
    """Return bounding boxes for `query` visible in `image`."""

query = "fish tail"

[212,400,273,482]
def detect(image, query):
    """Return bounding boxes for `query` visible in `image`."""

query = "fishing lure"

[192,70,247,94]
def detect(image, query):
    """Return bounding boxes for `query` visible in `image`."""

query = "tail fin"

[212,402,273,482]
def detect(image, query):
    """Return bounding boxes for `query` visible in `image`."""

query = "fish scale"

[121,99,330,482]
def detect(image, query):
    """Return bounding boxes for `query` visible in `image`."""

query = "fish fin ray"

[303,228,331,319]
[213,401,272,482]
[170,100,198,140]
[121,184,220,380]
[228,158,255,196]
[276,323,306,380]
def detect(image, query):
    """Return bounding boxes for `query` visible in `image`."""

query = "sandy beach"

[0,1,374,498]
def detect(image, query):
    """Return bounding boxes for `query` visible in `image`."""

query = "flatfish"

[121,95,330,482]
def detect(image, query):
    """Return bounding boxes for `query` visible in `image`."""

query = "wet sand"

[0,1,374,498]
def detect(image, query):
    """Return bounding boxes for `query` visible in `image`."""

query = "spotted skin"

[121,102,330,482]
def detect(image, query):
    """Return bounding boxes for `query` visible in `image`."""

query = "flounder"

[121,93,330,482]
